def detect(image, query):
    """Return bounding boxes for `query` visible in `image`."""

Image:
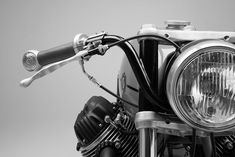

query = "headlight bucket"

[166,40,235,132]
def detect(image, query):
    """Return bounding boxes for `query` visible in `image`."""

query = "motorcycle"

[20,20,235,157]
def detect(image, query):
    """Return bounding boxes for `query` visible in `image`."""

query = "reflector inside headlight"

[167,40,235,132]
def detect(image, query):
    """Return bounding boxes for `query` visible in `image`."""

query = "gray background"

[1,0,235,157]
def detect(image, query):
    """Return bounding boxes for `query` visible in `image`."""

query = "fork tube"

[202,137,213,157]
[139,128,158,157]
[139,39,159,111]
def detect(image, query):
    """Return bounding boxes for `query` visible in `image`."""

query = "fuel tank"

[118,46,140,117]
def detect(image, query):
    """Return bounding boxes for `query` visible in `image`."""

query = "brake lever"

[20,50,89,88]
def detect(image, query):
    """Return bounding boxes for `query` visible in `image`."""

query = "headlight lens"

[167,40,235,132]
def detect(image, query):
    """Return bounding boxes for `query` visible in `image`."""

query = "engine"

[74,96,138,157]
[216,136,235,157]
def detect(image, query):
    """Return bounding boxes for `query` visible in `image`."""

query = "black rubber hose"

[108,34,180,50]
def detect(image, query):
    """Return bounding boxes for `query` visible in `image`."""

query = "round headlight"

[167,40,235,132]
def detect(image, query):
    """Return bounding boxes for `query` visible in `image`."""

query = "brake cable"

[103,34,180,113]
[107,34,181,50]
[79,59,138,109]
[83,34,181,113]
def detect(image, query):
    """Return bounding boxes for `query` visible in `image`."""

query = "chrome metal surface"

[85,32,106,43]
[22,50,41,71]
[166,40,235,132]
[139,128,158,157]
[73,34,88,54]
[137,24,158,41]
[135,111,235,137]
[139,24,157,33]
[155,29,235,43]
[138,23,235,43]
[150,129,157,157]
[165,20,191,30]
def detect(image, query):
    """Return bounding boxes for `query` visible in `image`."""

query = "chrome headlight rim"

[167,39,235,132]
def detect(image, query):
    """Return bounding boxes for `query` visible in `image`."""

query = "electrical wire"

[79,59,139,109]
[100,85,139,109]
[102,35,177,112]
[87,34,181,113]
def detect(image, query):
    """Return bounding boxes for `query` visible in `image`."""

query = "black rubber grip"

[37,42,75,66]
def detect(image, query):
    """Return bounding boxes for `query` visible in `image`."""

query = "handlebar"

[20,32,176,112]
